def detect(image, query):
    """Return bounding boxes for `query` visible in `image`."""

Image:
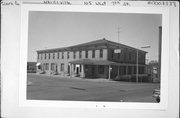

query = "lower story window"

[51,63,55,71]
[46,63,49,70]
[98,65,105,74]
[61,63,64,71]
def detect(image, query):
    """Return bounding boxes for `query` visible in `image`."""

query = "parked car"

[153,89,160,103]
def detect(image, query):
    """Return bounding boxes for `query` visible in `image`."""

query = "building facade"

[36,38,147,81]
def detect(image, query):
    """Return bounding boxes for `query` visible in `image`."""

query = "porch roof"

[69,59,147,66]
[69,59,116,65]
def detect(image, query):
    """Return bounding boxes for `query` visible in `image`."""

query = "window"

[124,52,127,61]
[37,53,39,59]
[128,66,132,74]
[41,54,42,60]
[67,52,70,59]
[98,65,105,74]
[62,52,64,59]
[111,49,114,58]
[73,51,76,59]
[51,63,55,71]
[61,63,64,71]
[100,49,103,58]
[118,53,120,59]
[79,51,82,58]
[46,63,49,70]
[53,53,55,59]
[45,53,46,59]
[129,53,131,60]
[49,53,50,59]
[57,52,59,59]
[85,50,88,58]
[92,50,95,58]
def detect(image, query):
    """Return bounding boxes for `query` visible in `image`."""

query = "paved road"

[27,74,159,102]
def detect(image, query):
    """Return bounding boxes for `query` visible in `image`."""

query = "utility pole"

[117,27,120,44]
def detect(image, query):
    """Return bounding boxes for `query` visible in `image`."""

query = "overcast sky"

[28,11,162,62]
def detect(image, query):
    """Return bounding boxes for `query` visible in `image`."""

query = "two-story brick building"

[36,38,147,81]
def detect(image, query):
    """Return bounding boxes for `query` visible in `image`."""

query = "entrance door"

[68,65,70,73]
[76,67,79,75]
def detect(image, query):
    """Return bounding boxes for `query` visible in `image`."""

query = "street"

[27,74,159,102]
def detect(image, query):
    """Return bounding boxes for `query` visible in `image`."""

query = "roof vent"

[102,38,106,40]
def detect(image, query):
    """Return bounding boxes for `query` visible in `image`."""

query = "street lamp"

[136,45,151,83]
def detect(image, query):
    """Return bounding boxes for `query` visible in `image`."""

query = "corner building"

[37,38,147,81]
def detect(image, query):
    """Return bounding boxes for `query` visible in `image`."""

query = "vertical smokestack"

[158,26,162,82]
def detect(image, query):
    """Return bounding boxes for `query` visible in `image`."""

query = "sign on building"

[114,49,121,53]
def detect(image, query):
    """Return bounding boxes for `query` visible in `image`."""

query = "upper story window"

[73,51,76,59]
[41,53,43,60]
[85,50,88,58]
[67,52,70,59]
[53,53,55,59]
[62,52,64,59]
[57,52,59,59]
[37,53,39,60]
[100,49,103,58]
[124,51,127,61]
[49,53,50,59]
[79,51,82,58]
[129,52,131,60]
[118,53,120,59]
[45,53,46,59]
[111,49,114,58]
[92,50,95,58]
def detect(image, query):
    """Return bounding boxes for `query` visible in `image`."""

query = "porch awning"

[69,59,147,67]
[36,63,41,66]
[69,59,116,65]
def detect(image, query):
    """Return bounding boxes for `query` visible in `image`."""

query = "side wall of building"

[107,46,146,65]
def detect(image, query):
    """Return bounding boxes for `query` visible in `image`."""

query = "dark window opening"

[73,51,76,59]
[85,51,88,58]
[79,51,82,58]
[46,63,49,70]
[111,49,114,58]
[61,63,64,71]
[62,52,64,59]
[53,53,55,59]
[100,49,103,58]
[41,54,42,60]
[92,50,95,58]
[57,52,59,59]
[37,53,39,59]
[98,65,105,74]
[67,52,70,59]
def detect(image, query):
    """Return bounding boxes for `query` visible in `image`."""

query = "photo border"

[19,4,170,110]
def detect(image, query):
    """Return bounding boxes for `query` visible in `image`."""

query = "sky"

[28,11,162,62]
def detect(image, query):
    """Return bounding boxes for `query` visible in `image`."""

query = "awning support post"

[118,65,120,76]
[70,63,72,78]
[108,65,111,80]
[81,64,85,78]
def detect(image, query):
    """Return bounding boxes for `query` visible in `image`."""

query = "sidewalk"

[27,73,114,82]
